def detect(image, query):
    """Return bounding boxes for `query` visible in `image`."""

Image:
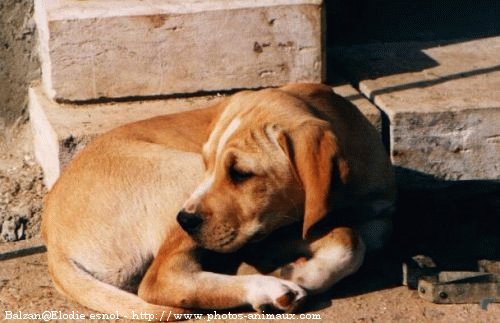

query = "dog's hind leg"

[45,247,191,321]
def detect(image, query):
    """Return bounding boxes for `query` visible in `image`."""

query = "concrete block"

[35,0,324,101]
[28,84,224,188]
[334,37,500,180]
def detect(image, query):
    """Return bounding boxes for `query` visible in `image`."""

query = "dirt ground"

[0,123,45,244]
[1,250,498,322]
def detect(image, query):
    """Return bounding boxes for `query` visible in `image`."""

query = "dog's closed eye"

[229,163,254,184]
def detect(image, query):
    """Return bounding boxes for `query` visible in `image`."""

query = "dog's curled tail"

[47,251,188,321]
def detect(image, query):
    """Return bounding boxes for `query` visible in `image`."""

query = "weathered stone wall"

[0,1,44,243]
[0,0,40,141]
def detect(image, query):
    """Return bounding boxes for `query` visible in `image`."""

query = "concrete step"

[333,36,500,180]
[28,84,225,188]
[28,82,380,189]
[34,0,324,102]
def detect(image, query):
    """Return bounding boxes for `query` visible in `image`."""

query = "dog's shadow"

[306,169,500,311]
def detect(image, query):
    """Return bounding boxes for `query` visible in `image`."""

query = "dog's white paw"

[245,275,306,313]
[281,260,329,293]
[281,244,365,294]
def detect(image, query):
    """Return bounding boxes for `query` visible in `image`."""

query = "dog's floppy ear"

[278,122,338,239]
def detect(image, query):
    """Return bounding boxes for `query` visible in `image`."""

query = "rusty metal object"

[403,257,500,304]
[478,259,500,274]
[418,270,500,304]
[402,255,439,289]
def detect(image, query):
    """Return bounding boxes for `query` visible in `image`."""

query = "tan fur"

[43,84,395,318]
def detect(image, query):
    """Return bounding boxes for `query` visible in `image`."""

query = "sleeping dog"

[42,84,395,318]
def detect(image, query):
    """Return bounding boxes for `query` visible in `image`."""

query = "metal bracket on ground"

[418,271,499,304]
[403,256,499,305]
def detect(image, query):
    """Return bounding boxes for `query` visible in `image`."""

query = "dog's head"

[177,86,341,252]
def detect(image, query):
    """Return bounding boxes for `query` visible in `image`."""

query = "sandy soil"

[1,251,498,322]
[0,124,45,244]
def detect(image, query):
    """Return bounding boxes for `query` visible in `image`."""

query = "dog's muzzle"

[177,210,203,234]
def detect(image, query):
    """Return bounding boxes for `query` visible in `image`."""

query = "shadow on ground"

[304,168,499,311]
[315,1,500,308]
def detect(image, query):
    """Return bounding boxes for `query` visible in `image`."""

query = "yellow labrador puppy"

[43,84,395,318]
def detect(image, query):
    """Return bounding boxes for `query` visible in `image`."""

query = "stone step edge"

[29,82,380,189]
[43,0,323,20]
[35,0,324,101]
[29,85,226,189]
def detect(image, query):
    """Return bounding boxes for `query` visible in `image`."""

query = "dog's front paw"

[245,275,306,313]
[280,257,308,281]
[280,249,364,294]
[280,259,331,293]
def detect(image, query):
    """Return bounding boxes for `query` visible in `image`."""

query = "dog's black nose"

[177,210,203,233]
